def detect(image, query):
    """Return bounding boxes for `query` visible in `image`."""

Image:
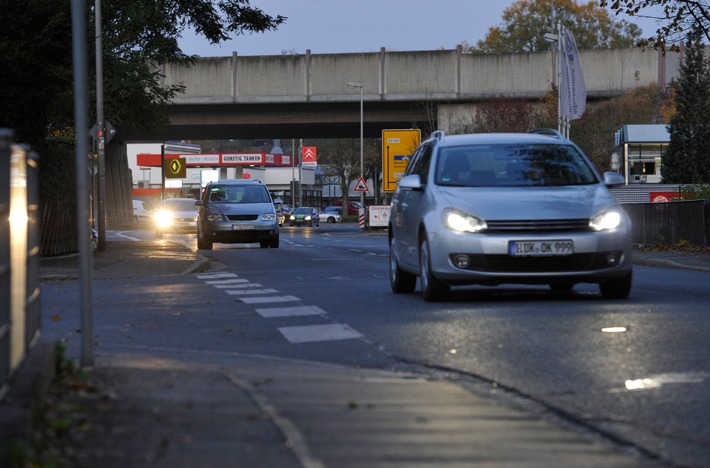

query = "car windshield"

[294,207,312,214]
[435,143,598,187]
[323,207,340,213]
[208,185,270,203]
[165,199,196,211]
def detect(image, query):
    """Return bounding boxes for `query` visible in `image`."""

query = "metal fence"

[621,199,708,246]
[0,129,41,401]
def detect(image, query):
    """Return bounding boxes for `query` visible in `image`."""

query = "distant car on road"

[290,207,320,227]
[319,206,343,223]
[154,198,198,238]
[389,129,633,301]
[333,200,363,216]
[132,200,152,223]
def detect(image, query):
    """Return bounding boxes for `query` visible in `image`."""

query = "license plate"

[509,240,574,256]
[232,224,255,231]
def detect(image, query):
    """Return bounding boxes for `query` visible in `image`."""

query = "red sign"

[650,191,679,202]
[302,146,317,166]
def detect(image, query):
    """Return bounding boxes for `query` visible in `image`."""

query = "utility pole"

[95,0,106,251]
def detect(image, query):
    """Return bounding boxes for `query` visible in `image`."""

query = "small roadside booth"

[614,124,670,184]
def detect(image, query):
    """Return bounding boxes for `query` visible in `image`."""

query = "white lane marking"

[115,231,141,241]
[213,283,263,289]
[198,273,238,280]
[239,295,301,304]
[278,324,362,344]
[206,279,249,285]
[225,288,279,296]
[255,305,327,318]
[625,371,710,390]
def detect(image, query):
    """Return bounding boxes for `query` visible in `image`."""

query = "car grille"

[226,214,259,221]
[456,252,619,272]
[485,219,591,233]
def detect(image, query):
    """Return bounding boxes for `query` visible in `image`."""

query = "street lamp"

[346,81,364,228]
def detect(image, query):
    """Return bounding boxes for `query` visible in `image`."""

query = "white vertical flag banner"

[559,28,586,120]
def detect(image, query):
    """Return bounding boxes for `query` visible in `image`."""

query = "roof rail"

[528,128,566,139]
[430,130,445,141]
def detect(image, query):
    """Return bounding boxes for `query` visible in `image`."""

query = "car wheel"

[390,237,416,294]
[196,226,212,250]
[327,216,335,223]
[269,237,280,249]
[419,236,449,302]
[599,272,632,299]
[549,282,575,292]
[260,241,269,248]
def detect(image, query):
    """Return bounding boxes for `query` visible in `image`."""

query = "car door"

[393,143,433,269]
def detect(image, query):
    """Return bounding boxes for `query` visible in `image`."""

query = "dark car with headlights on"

[154,198,198,238]
[196,180,279,250]
[289,207,320,227]
[389,130,633,301]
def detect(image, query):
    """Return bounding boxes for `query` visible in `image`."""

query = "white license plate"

[509,240,574,256]
[232,224,255,231]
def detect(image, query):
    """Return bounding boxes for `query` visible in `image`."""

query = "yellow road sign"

[382,129,420,192]
[165,157,186,178]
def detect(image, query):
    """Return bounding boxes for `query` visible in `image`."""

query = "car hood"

[436,184,619,220]
[167,210,198,218]
[210,202,274,215]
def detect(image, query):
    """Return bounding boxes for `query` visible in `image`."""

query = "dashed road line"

[206,279,250,285]
[213,283,263,289]
[225,288,279,296]
[278,324,362,344]
[255,305,327,318]
[239,295,302,304]
[197,271,363,345]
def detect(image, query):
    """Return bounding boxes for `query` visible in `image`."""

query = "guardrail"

[0,129,41,401]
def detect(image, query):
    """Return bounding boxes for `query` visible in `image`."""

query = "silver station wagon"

[388,130,633,301]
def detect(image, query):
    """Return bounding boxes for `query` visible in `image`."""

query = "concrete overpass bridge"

[123,46,680,142]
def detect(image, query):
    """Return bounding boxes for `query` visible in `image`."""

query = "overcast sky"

[177,0,662,57]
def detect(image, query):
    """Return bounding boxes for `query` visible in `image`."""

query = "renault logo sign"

[165,157,186,178]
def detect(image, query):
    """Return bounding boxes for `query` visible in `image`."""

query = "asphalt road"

[46,223,710,467]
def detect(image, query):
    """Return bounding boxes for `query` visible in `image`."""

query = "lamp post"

[346,81,364,228]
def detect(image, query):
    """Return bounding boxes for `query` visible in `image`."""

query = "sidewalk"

[6,241,705,467]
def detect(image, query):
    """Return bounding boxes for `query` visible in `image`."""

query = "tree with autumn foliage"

[601,0,710,49]
[472,0,641,54]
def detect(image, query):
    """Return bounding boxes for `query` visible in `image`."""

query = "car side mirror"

[398,174,423,190]
[195,200,204,206]
[602,172,625,188]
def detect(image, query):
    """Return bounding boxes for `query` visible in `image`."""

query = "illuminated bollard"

[0,129,12,390]
[8,141,40,371]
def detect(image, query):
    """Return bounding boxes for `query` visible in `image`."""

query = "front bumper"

[426,226,633,285]
[203,220,279,243]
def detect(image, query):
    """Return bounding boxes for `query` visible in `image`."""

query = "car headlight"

[262,213,276,221]
[290,215,295,220]
[590,209,622,231]
[305,215,311,220]
[154,210,173,228]
[443,209,487,233]
[207,214,224,222]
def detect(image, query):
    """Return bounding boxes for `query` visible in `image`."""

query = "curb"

[0,340,56,464]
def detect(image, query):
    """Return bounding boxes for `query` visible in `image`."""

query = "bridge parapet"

[163,47,679,105]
